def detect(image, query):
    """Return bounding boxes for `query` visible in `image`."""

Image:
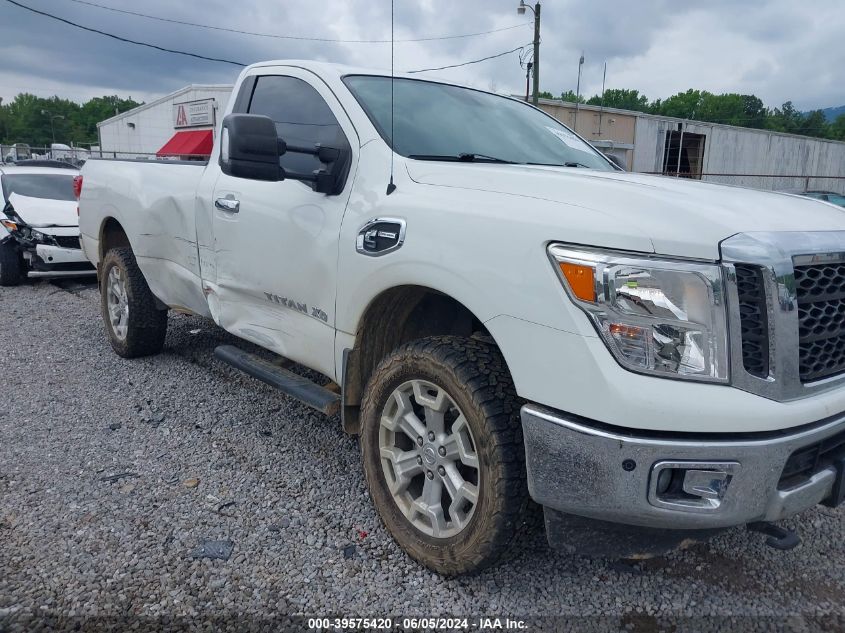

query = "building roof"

[97,84,233,128]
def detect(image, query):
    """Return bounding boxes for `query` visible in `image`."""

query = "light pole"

[41,110,65,146]
[574,53,584,130]
[517,1,541,106]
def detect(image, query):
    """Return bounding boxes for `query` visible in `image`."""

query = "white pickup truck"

[79,60,845,574]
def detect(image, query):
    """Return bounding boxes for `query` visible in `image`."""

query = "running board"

[28,270,96,278]
[213,345,340,416]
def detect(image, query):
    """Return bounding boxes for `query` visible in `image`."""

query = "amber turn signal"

[560,262,596,302]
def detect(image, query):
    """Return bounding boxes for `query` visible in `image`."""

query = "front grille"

[53,235,80,249]
[779,427,845,489]
[794,262,845,382]
[735,264,769,378]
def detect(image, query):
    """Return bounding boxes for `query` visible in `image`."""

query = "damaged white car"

[0,164,95,285]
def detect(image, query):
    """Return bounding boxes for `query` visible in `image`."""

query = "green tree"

[831,114,845,141]
[586,88,650,113]
[559,90,585,104]
[767,101,804,134]
[797,110,830,139]
[654,89,703,119]
[0,92,141,147]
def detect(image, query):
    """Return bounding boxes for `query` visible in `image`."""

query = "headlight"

[549,245,729,383]
[31,230,46,241]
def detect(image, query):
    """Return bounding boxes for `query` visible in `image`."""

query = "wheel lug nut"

[426,470,434,480]
[428,431,435,441]
[416,456,423,465]
[437,465,446,476]
[416,436,424,447]
[438,446,446,457]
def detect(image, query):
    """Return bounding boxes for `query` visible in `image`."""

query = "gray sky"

[0,0,842,111]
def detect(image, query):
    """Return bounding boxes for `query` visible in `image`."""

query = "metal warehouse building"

[96,84,232,159]
[537,98,845,194]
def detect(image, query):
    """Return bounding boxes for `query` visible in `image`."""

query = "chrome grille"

[722,231,845,402]
[735,264,769,378]
[794,262,845,382]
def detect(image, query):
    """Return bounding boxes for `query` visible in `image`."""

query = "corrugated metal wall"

[633,117,845,194]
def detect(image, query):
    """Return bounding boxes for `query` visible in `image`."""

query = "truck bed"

[78,158,212,317]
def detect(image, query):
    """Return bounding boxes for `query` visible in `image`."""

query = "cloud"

[0,0,842,111]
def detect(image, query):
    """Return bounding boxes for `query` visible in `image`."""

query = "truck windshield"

[343,75,613,170]
[2,174,76,202]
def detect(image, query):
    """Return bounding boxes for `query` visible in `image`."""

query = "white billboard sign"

[173,98,215,129]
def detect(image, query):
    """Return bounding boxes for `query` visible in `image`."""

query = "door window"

[246,75,349,176]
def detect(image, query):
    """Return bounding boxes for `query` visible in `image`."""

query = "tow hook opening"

[648,461,739,512]
[747,521,801,550]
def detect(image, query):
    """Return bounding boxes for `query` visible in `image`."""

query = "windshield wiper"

[408,153,516,164]
[523,161,592,168]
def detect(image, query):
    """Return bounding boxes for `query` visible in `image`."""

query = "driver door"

[207,69,358,378]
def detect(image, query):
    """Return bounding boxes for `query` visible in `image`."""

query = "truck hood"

[405,162,845,260]
[8,193,78,228]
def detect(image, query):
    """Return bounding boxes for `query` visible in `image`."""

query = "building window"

[662,129,706,179]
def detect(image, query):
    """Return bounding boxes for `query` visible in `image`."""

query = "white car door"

[208,69,359,379]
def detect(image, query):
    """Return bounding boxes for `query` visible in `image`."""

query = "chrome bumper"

[521,404,845,530]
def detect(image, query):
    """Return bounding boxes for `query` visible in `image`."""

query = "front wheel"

[360,336,527,575]
[100,247,168,358]
[0,240,23,286]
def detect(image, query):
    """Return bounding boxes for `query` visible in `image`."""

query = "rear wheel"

[360,336,527,575]
[100,247,168,357]
[0,240,23,286]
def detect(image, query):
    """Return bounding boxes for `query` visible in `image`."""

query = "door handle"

[215,197,240,213]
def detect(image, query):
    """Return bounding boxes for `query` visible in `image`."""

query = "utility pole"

[518,1,541,106]
[597,61,607,136]
[574,53,584,130]
[532,3,540,105]
[524,62,533,102]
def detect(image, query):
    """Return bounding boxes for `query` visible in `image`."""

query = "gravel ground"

[1,280,845,631]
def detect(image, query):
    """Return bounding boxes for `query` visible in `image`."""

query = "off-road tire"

[360,335,528,575]
[0,240,23,286]
[100,247,168,358]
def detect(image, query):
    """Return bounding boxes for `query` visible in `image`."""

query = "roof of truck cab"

[244,60,476,87]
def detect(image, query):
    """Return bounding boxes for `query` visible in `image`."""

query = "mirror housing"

[219,113,348,194]
[604,153,626,170]
[220,114,282,181]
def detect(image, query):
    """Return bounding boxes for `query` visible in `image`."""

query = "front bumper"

[521,404,845,530]
[26,244,95,277]
[34,243,90,265]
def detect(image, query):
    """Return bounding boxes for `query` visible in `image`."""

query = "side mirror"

[220,114,282,181]
[220,113,347,194]
[604,153,626,170]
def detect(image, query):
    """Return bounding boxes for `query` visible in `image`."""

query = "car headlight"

[549,245,729,383]
[31,230,46,241]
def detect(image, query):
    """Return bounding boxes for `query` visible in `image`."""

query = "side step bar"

[213,345,340,416]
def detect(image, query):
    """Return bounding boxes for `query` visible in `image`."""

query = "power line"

[408,45,527,73]
[64,0,531,44]
[6,0,528,76]
[4,0,247,65]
